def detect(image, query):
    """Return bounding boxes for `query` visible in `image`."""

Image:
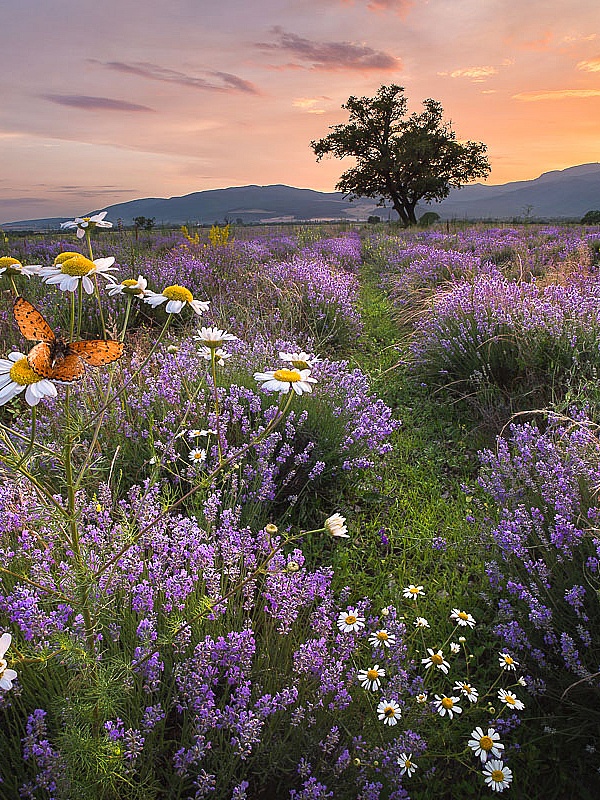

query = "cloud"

[292,97,327,114]
[513,89,600,101]
[42,94,154,112]
[257,27,401,71]
[339,0,413,15]
[577,57,600,73]
[439,66,499,82]
[94,60,260,94]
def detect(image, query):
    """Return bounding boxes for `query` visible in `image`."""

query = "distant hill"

[3,164,600,230]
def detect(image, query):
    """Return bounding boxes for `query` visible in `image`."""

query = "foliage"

[311,85,490,227]
[581,209,600,225]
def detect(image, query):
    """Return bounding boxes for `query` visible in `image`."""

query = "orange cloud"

[441,66,499,81]
[577,58,600,72]
[513,89,600,101]
[292,97,327,114]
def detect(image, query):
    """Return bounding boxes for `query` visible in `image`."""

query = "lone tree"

[311,84,491,226]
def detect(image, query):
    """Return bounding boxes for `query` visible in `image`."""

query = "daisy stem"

[76,281,83,339]
[93,275,108,340]
[63,385,97,653]
[120,295,132,341]
[69,289,76,341]
[9,276,18,297]
[210,349,224,464]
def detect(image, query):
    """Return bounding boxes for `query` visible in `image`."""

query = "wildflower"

[254,367,317,396]
[337,609,365,633]
[454,681,479,703]
[188,429,215,438]
[414,617,430,628]
[357,664,386,691]
[107,275,148,296]
[397,753,417,777]
[265,523,278,535]
[376,699,401,726]
[421,648,450,674]
[0,633,17,691]
[199,346,231,366]
[450,642,461,654]
[434,694,462,719]
[144,285,209,315]
[286,561,301,573]
[517,676,527,687]
[499,653,518,671]
[279,351,321,369]
[0,352,57,406]
[483,760,513,792]
[324,512,349,538]
[458,636,466,643]
[61,211,113,237]
[451,608,476,628]
[403,584,425,599]
[0,256,40,277]
[195,326,238,348]
[39,253,117,294]
[498,689,524,711]
[415,692,428,704]
[468,727,504,763]
[189,448,206,463]
[369,629,396,648]
[380,607,390,617]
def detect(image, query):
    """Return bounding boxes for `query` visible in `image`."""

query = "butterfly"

[13,297,124,382]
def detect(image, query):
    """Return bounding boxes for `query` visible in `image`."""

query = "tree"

[581,210,600,225]
[311,84,491,226]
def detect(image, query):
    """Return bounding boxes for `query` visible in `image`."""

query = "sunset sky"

[2,0,599,223]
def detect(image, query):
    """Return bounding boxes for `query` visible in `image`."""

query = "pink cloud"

[42,95,154,112]
[93,61,260,94]
[256,27,401,71]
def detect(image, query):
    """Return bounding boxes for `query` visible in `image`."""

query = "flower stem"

[210,350,224,463]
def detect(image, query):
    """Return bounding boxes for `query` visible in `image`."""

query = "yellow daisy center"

[192,452,204,460]
[409,587,420,594]
[458,612,469,620]
[504,695,516,705]
[121,279,144,295]
[441,697,454,709]
[431,653,443,665]
[480,736,493,751]
[54,251,81,265]
[0,657,7,675]
[273,368,302,382]
[345,615,357,625]
[491,770,505,783]
[404,759,412,768]
[291,359,309,369]
[60,254,95,276]
[504,656,514,665]
[9,358,42,386]
[0,256,21,271]
[384,706,396,717]
[367,669,379,680]
[377,631,389,641]
[163,285,193,302]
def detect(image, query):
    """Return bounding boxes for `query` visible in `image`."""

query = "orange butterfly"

[13,297,124,382]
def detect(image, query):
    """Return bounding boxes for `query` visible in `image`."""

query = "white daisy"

[403,584,425,599]
[324,513,349,538]
[414,616,430,628]
[39,253,117,294]
[144,285,210,315]
[279,351,321,369]
[454,681,479,703]
[498,689,524,711]
[397,753,417,778]
[450,642,461,654]
[189,448,207,464]
[368,629,396,648]
[0,633,18,691]
[450,608,476,628]
[483,760,513,792]
[357,664,386,691]
[254,367,317,396]
[0,352,57,407]
[188,429,213,438]
[421,648,450,674]
[195,326,238,348]
[376,699,401,726]
[499,652,518,671]
[468,727,504,763]
[517,676,527,687]
[61,211,113,238]
[434,694,462,719]
[198,346,231,366]
[336,609,365,633]
[107,275,148,296]
[415,691,428,704]
[0,256,40,277]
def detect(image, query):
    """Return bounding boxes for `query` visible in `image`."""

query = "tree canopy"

[311,84,491,226]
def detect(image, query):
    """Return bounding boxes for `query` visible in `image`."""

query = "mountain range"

[4,163,600,230]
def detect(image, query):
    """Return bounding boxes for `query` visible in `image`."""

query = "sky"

[2,0,599,223]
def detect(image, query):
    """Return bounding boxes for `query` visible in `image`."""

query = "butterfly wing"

[49,354,86,383]
[69,340,124,367]
[13,298,55,342]
[27,341,85,382]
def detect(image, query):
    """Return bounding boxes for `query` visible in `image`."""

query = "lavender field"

[0,219,599,799]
